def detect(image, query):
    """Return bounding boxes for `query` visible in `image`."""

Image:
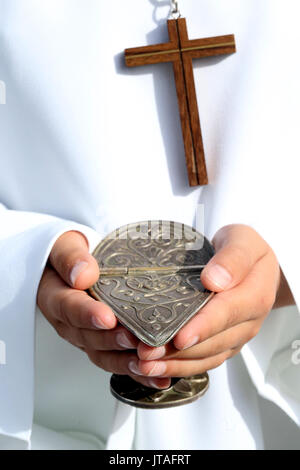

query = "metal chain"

[170,0,181,19]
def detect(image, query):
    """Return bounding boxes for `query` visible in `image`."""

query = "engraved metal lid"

[89,221,214,347]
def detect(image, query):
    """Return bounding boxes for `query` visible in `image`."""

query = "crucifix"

[125,10,236,187]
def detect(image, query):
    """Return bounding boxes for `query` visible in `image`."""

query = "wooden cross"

[125,18,236,186]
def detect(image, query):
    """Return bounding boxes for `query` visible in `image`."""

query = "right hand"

[37,230,171,390]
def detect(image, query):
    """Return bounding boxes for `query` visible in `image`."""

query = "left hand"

[37,230,171,391]
[133,225,281,379]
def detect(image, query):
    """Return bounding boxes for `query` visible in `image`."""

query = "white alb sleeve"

[0,203,102,448]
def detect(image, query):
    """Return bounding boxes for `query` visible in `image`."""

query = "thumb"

[201,224,269,292]
[49,230,100,290]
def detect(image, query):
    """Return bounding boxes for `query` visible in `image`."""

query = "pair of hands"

[37,225,285,390]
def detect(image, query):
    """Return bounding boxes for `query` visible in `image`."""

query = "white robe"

[0,0,299,450]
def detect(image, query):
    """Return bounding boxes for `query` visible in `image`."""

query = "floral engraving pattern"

[91,222,214,346]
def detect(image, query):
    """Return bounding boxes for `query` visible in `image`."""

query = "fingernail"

[70,261,89,287]
[148,362,167,377]
[128,360,142,376]
[148,379,171,390]
[92,315,110,330]
[147,346,166,360]
[116,332,137,349]
[183,336,199,350]
[205,264,232,289]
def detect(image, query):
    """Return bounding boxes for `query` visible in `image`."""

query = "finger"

[201,225,270,292]
[137,350,234,378]
[57,324,139,351]
[86,350,139,375]
[138,320,262,361]
[87,350,175,382]
[87,348,230,385]
[174,250,278,349]
[86,349,171,388]
[49,230,100,290]
[38,266,117,329]
[128,374,172,390]
[137,343,168,361]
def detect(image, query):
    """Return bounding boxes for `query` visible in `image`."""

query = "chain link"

[170,0,181,19]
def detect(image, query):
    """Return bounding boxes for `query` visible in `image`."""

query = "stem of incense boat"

[99,265,206,277]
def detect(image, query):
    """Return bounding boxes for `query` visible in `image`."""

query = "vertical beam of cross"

[125,18,236,187]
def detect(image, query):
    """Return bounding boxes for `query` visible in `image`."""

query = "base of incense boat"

[110,373,209,409]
